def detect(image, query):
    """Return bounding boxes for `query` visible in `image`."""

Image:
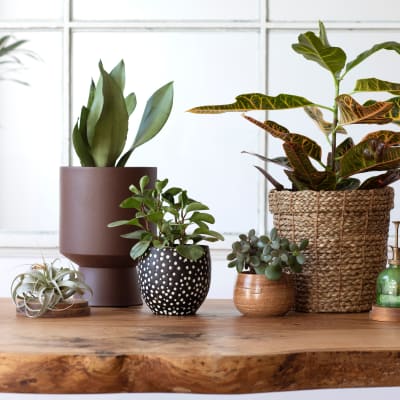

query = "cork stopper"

[389,221,400,265]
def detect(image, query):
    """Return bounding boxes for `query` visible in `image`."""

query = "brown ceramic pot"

[59,166,156,307]
[233,273,294,317]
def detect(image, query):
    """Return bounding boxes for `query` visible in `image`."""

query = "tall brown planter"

[60,167,156,306]
[268,187,394,313]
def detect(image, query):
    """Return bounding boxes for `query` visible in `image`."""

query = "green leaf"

[345,41,400,75]
[241,151,291,169]
[190,212,215,224]
[228,260,237,268]
[155,178,168,193]
[130,241,151,260]
[354,78,400,95]
[87,61,129,166]
[186,202,209,212]
[292,30,346,76]
[176,244,204,261]
[336,178,360,190]
[119,197,142,209]
[205,230,225,241]
[72,111,95,167]
[265,264,282,281]
[296,254,306,265]
[318,21,330,47]
[299,239,309,251]
[117,81,173,167]
[110,59,125,91]
[139,175,150,192]
[146,211,163,224]
[188,93,314,113]
[125,92,137,116]
[121,230,148,240]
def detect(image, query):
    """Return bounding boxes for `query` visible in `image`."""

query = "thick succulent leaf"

[292,30,346,76]
[125,92,137,116]
[254,165,285,191]
[364,97,400,123]
[304,106,347,134]
[243,115,322,161]
[283,142,336,190]
[345,42,400,75]
[354,78,400,95]
[241,150,292,169]
[110,59,125,91]
[188,93,314,113]
[359,170,400,190]
[117,81,173,167]
[339,136,400,177]
[336,94,392,125]
[89,62,129,166]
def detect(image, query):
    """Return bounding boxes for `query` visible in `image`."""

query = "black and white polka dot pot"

[137,246,211,316]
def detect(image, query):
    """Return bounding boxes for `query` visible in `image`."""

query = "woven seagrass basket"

[268,187,394,313]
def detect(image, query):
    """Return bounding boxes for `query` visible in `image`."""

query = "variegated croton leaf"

[336,94,393,125]
[358,170,400,190]
[187,93,314,113]
[364,97,400,124]
[304,106,347,134]
[354,78,400,95]
[339,130,400,177]
[242,115,322,161]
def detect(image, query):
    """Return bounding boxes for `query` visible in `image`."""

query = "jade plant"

[227,229,308,280]
[73,60,173,167]
[189,21,400,191]
[11,259,92,318]
[109,175,224,260]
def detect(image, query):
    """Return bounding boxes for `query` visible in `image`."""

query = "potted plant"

[60,60,173,306]
[228,228,308,317]
[189,21,400,312]
[11,259,92,318]
[109,175,224,315]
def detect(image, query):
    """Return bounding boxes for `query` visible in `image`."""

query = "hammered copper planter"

[234,273,294,317]
[60,167,156,306]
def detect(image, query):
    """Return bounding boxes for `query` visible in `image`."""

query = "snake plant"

[11,259,92,318]
[73,60,174,167]
[189,21,400,191]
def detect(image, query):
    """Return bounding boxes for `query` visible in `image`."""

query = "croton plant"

[189,22,400,191]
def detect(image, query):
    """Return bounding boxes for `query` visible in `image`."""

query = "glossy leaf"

[292,29,346,76]
[176,244,204,261]
[346,42,400,74]
[190,212,215,224]
[130,241,151,260]
[354,78,400,95]
[318,21,330,47]
[336,94,392,125]
[188,93,314,113]
[304,106,347,135]
[358,170,400,190]
[265,264,282,281]
[117,81,174,167]
[364,97,400,123]
[243,115,322,161]
[186,202,209,212]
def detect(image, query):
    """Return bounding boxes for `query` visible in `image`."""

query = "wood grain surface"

[1,298,400,394]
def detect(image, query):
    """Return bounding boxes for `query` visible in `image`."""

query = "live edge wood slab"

[1,298,400,395]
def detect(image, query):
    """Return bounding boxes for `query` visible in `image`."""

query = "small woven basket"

[268,187,394,313]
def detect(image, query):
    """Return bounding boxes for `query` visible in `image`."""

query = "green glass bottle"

[376,221,400,308]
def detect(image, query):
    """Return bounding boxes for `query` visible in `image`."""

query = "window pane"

[268,0,400,21]
[72,31,261,235]
[0,0,62,21]
[0,32,63,235]
[73,0,259,21]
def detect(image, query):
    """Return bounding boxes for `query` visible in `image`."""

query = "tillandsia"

[108,175,224,261]
[73,60,173,167]
[11,259,92,318]
[189,21,400,191]
[227,228,308,280]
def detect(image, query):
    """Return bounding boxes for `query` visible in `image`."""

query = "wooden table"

[1,298,400,394]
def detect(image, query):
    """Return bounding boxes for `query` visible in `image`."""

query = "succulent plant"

[189,21,400,191]
[109,175,224,261]
[11,259,92,318]
[227,228,308,280]
[73,60,173,167]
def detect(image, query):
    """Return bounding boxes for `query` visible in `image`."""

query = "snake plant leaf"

[339,134,400,177]
[304,106,347,134]
[364,97,400,123]
[89,62,129,167]
[345,42,400,75]
[336,94,393,125]
[283,142,336,190]
[254,165,285,191]
[117,81,173,167]
[110,59,125,91]
[354,78,400,95]
[125,92,137,116]
[72,107,95,167]
[292,30,346,76]
[243,115,322,161]
[188,93,314,113]
[241,150,292,169]
[86,80,96,109]
[358,170,400,190]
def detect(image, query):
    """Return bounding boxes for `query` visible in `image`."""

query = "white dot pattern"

[137,247,211,316]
